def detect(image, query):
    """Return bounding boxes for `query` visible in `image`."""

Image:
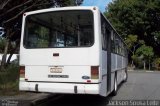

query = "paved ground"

[112,71,160,100]
[44,71,160,106]
[1,71,160,106]
[0,92,56,106]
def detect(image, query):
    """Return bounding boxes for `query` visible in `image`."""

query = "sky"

[82,0,112,12]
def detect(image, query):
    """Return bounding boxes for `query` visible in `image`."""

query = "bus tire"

[123,69,128,82]
[112,76,117,96]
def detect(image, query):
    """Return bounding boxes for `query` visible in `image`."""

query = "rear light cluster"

[20,66,25,78]
[91,66,99,79]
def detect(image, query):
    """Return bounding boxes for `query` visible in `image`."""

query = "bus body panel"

[24,65,99,83]
[20,47,99,66]
[19,81,100,94]
[100,50,107,96]
[19,6,102,95]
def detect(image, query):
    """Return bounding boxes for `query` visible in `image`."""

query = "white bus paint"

[19,6,128,97]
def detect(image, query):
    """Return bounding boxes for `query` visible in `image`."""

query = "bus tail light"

[20,66,25,78]
[91,66,99,79]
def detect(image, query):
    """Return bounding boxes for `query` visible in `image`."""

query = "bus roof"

[24,6,99,16]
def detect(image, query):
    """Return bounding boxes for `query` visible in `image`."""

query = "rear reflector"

[20,66,25,78]
[25,78,28,81]
[53,53,59,57]
[91,66,99,79]
[87,80,91,83]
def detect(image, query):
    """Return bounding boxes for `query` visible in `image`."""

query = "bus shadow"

[44,82,127,106]
[45,94,114,106]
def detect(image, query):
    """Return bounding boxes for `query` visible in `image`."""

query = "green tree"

[135,45,154,70]
[125,34,144,67]
[125,34,138,49]
[105,0,160,61]
[153,58,160,70]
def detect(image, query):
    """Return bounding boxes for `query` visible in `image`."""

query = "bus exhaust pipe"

[74,86,77,94]
[35,84,39,92]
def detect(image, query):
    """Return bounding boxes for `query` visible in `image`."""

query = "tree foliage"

[125,34,138,49]
[135,44,154,69]
[0,0,83,39]
[153,58,160,70]
[136,45,154,60]
[105,0,160,56]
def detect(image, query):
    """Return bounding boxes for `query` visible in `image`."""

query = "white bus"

[19,6,128,97]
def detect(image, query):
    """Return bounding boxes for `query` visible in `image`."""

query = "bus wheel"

[112,76,117,96]
[123,70,128,82]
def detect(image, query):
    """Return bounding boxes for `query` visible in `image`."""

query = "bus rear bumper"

[19,81,100,95]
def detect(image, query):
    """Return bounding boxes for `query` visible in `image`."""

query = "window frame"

[23,10,95,49]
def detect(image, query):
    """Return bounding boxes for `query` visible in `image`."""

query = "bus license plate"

[50,67,63,73]
[48,75,69,78]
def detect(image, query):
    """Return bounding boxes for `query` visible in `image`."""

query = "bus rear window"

[24,10,94,48]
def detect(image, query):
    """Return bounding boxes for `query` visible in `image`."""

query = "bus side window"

[115,36,119,54]
[101,14,108,50]
[111,32,116,53]
[102,23,107,50]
